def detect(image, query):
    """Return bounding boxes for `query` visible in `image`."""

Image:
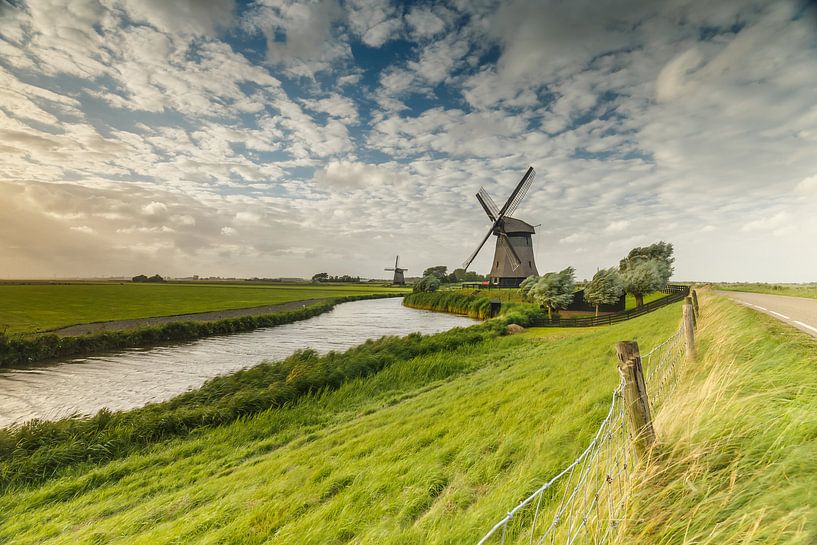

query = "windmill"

[462,166,539,288]
[384,255,407,285]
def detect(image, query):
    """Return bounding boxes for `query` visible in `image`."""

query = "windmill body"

[384,255,407,285]
[489,217,538,286]
[462,167,540,288]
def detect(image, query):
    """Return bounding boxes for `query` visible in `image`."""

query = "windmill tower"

[384,255,407,285]
[462,166,539,288]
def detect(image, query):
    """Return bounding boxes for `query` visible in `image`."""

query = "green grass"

[713,282,817,299]
[445,286,668,310]
[618,292,817,544]
[0,304,683,544]
[624,290,668,310]
[0,282,408,334]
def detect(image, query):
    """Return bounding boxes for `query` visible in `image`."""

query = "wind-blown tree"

[531,267,576,320]
[584,268,625,316]
[422,266,448,280]
[622,260,665,307]
[620,241,674,277]
[518,274,539,302]
[413,274,441,293]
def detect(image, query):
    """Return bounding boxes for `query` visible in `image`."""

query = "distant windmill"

[462,166,539,288]
[385,255,408,285]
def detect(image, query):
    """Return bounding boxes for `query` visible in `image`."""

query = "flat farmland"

[0,282,408,334]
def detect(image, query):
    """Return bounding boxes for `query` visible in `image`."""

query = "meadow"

[714,282,817,299]
[0,302,681,544]
[0,282,408,334]
[1,293,813,543]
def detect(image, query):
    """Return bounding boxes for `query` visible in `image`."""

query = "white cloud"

[797,174,817,194]
[142,202,168,216]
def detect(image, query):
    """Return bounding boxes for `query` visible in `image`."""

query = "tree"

[620,241,674,277]
[131,274,148,283]
[531,267,576,320]
[584,268,625,316]
[622,260,665,307]
[518,274,539,302]
[413,274,441,293]
[147,274,165,283]
[311,272,329,282]
[422,266,448,280]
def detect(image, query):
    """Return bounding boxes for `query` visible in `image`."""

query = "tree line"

[520,241,675,318]
[311,273,362,283]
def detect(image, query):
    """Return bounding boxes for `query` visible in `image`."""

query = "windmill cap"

[500,217,536,234]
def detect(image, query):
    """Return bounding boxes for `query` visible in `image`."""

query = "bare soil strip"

[52,299,328,336]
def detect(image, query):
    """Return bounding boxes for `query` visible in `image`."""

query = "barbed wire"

[476,325,686,545]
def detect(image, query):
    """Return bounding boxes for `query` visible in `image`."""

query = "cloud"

[797,174,817,194]
[1,0,816,282]
[121,0,236,37]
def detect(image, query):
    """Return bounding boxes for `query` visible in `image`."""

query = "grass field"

[0,304,682,544]
[3,293,811,543]
[618,292,817,544]
[713,282,817,299]
[0,282,408,334]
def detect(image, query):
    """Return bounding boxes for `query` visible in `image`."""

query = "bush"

[413,275,441,293]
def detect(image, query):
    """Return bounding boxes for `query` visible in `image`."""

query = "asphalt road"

[720,291,817,339]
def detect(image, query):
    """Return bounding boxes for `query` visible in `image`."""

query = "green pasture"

[0,304,683,544]
[713,282,817,299]
[0,282,408,334]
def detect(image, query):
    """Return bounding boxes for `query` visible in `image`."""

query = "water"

[0,298,477,427]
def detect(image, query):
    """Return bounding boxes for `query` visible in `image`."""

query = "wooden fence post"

[691,289,700,317]
[615,341,655,457]
[685,296,697,328]
[683,301,697,360]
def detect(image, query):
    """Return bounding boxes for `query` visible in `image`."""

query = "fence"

[476,293,698,545]
[531,285,690,328]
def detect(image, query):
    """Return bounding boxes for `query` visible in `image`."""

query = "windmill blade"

[504,167,536,217]
[476,187,500,221]
[395,255,400,269]
[462,225,494,270]
[384,268,395,271]
[500,232,523,271]
[497,166,535,218]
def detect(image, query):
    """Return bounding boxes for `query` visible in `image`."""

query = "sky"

[1,0,816,282]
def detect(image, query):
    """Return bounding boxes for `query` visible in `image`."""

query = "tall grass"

[617,292,817,544]
[403,291,536,320]
[0,294,395,367]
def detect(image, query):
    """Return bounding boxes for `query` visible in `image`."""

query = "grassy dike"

[402,291,499,319]
[618,292,817,544]
[0,303,683,544]
[0,294,396,367]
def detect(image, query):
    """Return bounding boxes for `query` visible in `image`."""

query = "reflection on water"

[0,298,476,427]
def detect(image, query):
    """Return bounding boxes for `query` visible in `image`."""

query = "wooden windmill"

[462,166,539,288]
[384,255,407,285]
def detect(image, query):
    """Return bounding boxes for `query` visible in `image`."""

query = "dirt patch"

[53,299,328,336]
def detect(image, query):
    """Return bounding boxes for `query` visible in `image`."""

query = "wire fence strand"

[476,324,687,545]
